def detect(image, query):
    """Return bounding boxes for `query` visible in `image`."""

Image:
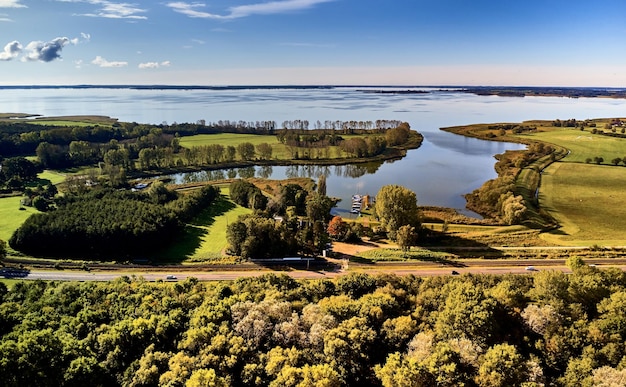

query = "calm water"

[3,87,626,216]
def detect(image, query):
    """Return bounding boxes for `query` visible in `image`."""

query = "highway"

[5,259,626,282]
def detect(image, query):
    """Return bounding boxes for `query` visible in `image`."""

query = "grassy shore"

[444,119,626,245]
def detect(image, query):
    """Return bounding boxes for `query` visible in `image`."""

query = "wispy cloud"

[138,61,171,69]
[0,40,21,60]
[58,0,147,19]
[0,0,27,8]
[92,55,128,67]
[166,0,334,20]
[0,13,12,22]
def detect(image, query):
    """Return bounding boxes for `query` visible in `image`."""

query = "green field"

[37,170,67,185]
[179,133,290,159]
[539,162,626,245]
[157,188,252,263]
[0,196,38,243]
[520,128,626,163]
[178,133,346,160]
[187,194,252,262]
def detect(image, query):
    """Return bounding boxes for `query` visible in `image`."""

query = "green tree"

[186,368,230,387]
[237,142,255,160]
[375,352,433,387]
[306,192,334,224]
[0,239,6,259]
[0,157,38,185]
[256,143,273,160]
[475,343,526,387]
[396,225,416,253]
[374,185,420,240]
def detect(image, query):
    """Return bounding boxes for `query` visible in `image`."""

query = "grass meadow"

[178,133,348,160]
[0,196,38,245]
[520,127,626,164]
[539,162,626,245]
[179,133,292,159]
[513,124,626,244]
[157,187,252,263]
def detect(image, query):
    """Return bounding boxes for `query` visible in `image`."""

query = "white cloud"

[23,37,73,62]
[92,55,128,67]
[138,61,171,69]
[167,0,334,20]
[0,13,12,22]
[0,40,21,60]
[0,0,26,8]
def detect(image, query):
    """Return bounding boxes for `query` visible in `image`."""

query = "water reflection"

[258,166,273,179]
[239,167,255,179]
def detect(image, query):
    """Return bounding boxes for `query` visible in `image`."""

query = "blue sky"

[1,0,626,86]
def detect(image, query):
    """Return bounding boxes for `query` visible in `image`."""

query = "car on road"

[451,270,460,275]
[166,275,177,280]
[525,266,537,271]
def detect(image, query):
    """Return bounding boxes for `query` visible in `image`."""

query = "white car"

[166,275,177,280]
[525,266,537,271]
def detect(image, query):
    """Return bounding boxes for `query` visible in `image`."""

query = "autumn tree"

[327,216,348,240]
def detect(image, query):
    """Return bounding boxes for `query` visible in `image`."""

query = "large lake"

[3,87,626,216]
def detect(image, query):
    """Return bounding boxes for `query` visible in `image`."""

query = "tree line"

[0,119,408,160]
[1,259,625,386]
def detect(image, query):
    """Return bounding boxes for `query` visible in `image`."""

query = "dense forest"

[1,260,626,386]
[9,184,220,258]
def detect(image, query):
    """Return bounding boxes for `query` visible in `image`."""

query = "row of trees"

[2,260,626,386]
[279,119,405,131]
[583,155,626,166]
[0,118,410,161]
[9,183,219,258]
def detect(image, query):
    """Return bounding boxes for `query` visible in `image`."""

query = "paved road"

[7,261,626,282]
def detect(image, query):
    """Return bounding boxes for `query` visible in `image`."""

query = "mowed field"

[178,133,347,160]
[539,163,626,245]
[0,196,38,245]
[520,126,626,245]
[179,133,291,159]
[520,128,626,163]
